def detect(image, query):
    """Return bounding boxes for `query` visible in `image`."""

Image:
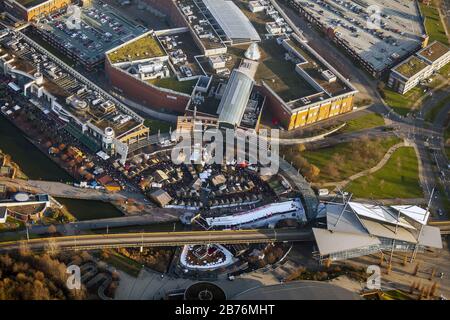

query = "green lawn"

[425,94,450,122]
[382,86,425,116]
[148,78,196,95]
[105,251,142,277]
[420,3,449,45]
[341,113,385,133]
[144,119,174,135]
[108,35,166,64]
[294,137,401,182]
[346,147,423,199]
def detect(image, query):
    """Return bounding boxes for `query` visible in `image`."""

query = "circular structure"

[34,72,44,85]
[14,192,30,202]
[71,99,88,113]
[104,127,115,138]
[184,282,226,301]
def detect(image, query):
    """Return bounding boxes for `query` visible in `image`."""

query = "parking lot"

[34,0,146,65]
[294,0,426,73]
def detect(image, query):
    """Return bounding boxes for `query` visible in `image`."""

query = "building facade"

[3,0,71,21]
[388,41,450,94]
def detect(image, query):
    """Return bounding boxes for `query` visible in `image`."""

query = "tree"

[324,162,339,180]
[307,164,320,181]
[296,144,306,153]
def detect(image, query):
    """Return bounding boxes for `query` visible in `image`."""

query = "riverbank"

[0,114,126,220]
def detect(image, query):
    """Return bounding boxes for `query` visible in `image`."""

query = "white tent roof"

[348,202,415,230]
[326,203,368,235]
[359,218,418,243]
[312,228,380,256]
[202,0,261,42]
[390,205,430,225]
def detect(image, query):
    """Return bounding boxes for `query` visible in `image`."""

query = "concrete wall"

[105,59,190,114]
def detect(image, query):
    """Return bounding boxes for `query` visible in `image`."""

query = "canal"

[0,114,123,221]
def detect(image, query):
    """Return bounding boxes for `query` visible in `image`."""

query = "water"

[0,115,123,220]
[0,115,72,182]
[55,198,123,221]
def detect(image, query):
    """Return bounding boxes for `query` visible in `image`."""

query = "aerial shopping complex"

[0,0,449,304]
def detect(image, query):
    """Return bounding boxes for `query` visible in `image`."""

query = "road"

[0,229,313,252]
[231,281,360,300]
[440,0,450,37]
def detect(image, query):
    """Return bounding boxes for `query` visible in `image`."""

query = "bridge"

[428,221,450,235]
[0,229,312,252]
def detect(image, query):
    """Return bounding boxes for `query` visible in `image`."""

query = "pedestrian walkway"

[320,142,406,190]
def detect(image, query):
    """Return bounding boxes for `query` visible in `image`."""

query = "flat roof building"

[149,188,173,207]
[388,41,450,94]
[0,29,149,163]
[284,0,427,78]
[3,0,72,22]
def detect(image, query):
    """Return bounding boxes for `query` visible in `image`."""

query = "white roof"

[359,218,418,243]
[206,199,304,227]
[326,203,368,235]
[8,82,20,92]
[390,205,430,225]
[417,225,443,249]
[348,202,414,230]
[312,228,380,256]
[202,0,261,42]
[96,151,110,160]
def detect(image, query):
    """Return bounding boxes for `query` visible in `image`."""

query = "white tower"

[103,127,115,154]
[245,43,261,61]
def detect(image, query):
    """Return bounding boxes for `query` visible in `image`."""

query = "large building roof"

[312,228,380,256]
[326,203,368,235]
[314,201,443,258]
[390,205,430,225]
[348,202,415,230]
[202,0,261,42]
[358,217,417,244]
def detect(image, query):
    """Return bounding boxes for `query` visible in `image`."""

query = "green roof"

[394,56,429,78]
[108,35,166,64]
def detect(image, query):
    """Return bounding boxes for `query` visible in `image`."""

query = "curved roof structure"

[202,0,261,42]
[217,69,254,127]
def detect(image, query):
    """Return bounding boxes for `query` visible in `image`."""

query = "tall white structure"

[245,43,261,61]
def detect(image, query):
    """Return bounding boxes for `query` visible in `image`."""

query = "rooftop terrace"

[176,0,227,51]
[417,41,450,62]
[394,56,429,79]
[108,33,166,64]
